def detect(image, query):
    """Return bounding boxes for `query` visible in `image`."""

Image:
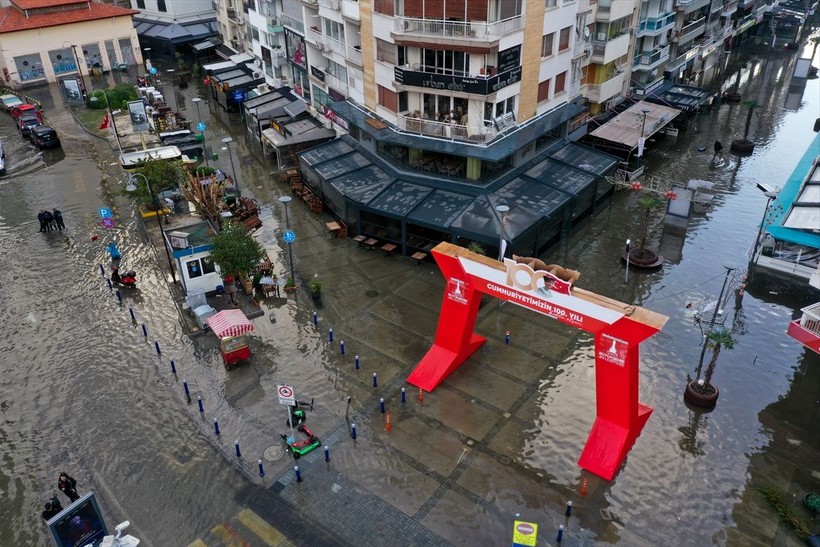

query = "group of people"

[41,472,80,522]
[38,208,65,232]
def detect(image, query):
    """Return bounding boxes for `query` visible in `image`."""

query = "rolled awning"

[207,309,255,338]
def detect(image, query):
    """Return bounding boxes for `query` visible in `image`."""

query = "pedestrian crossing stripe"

[210,522,250,547]
[237,509,294,546]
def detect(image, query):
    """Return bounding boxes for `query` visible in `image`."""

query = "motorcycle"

[111,266,137,288]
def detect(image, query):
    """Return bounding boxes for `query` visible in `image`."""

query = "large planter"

[730,139,755,155]
[623,248,664,269]
[724,91,742,103]
[684,380,719,408]
[239,275,253,295]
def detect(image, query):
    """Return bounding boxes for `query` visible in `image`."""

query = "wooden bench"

[381,243,397,257]
[411,251,428,265]
[241,214,262,232]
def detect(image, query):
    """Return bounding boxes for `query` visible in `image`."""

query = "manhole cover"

[263,445,285,462]
[365,290,379,297]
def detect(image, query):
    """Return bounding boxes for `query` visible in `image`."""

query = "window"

[538,79,551,102]
[324,19,345,44]
[157,0,166,12]
[541,33,554,57]
[422,48,469,76]
[559,27,571,52]
[136,0,145,8]
[376,39,397,64]
[545,0,557,8]
[186,260,202,279]
[554,71,567,94]
[495,97,515,118]
[398,91,408,112]
[201,256,216,275]
[378,85,398,112]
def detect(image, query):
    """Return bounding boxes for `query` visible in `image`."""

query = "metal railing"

[397,115,498,143]
[393,15,523,40]
[639,12,676,32]
[797,302,820,335]
[633,45,671,66]
[280,13,304,34]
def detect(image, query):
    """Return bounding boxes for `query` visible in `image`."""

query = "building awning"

[192,39,218,52]
[643,81,713,112]
[206,309,254,338]
[262,122,335,148]
[202,60,237,72]
[589,101,681,150]
[216,44,239,60]
[133,17,217,43]
[230,53,254,64]
[284,100,307,118]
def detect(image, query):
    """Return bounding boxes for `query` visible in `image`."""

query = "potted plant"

[309,279,322,300]
[624,195,665,268]
[804,492,820,513]
[284,277,297,292]
[467,241,486,255]
[684,329,735,408]
[724,60,746,103]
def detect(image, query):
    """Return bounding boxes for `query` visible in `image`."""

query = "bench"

[381,243,397,257]
[363,237,378,250]
[241,214,262,232]
[353,235,367,247]
[411,251,428,265]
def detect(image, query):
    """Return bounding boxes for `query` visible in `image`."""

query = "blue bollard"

[154,341,161,355]
[340,341,345,355]
[129,307,136,323]
[213,418,220,436]
[505,330,511,344]
[116,289,122,304]
[235,440,241,458]
[141,323,148,339]
[380,397,385,413]
[294,465,302,483]
[556,525,564,543]
[106,278,113,290]
[372,372,378,388]
[354,355,360,370]
[258,459,265,477]
[99,263,105,276]
[183,379,190,401]
[313,311,318,325]
[329,328,334,342]
[170,360,176,374]
[197,396,204,413]
[324,445,330,462]
[351,423,357,439]
[401,388,406,403]
[565,500,573,517]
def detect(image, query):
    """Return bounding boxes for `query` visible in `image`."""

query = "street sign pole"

[277,384,296,445]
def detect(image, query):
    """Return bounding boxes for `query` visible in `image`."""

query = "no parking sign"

[277,384,295,406]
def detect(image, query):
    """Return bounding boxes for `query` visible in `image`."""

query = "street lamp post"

[636,108,651,158]
[90,93,122,154]
[68,43,87,99]
[748,183,779,279]
[165,68,177,113]
[279,196,295,283]
[694,262,737,378]
[222,137,239,196]
[126,173,177,283]
[191,97,209,166]
[495,204,509,261]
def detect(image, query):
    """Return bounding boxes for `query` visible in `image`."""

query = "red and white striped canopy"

[207,309,255,338]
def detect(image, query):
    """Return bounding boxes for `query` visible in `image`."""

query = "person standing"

[53,208,65,231]
[58,472,80,503]
[37,210,47,232]
[713,140,724,162]
[43,209,54,232]
[41,496,63,521]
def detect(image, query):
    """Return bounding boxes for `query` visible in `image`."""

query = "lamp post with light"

[495,204,509,261]
[191,97,209,166]
[64,41,86,99]
[748,183,779,279]
[222,137,239,196]
[279,196,295,283]
[126,172,177,283]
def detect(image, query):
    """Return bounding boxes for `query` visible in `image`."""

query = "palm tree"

[730,100,758,154]
[628,196,664,263]
[696,329,736,387]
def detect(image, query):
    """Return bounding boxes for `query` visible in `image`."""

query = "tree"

[740,99,759,141]
[698,329,735,386]
[209,222,265,280]
[127,159,187,208]
[634,196,663,257]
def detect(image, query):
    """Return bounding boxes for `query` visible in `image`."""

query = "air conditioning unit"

[316,40,326,51]
[257,83,270,94]
[252,71,261,79]
[167,231,190,249]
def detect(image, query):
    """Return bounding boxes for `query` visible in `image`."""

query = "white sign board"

[277,384,295,406]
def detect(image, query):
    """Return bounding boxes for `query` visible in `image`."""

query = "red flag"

[99,111,110,130]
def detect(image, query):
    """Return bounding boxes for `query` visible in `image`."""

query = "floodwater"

[1,35,819,546]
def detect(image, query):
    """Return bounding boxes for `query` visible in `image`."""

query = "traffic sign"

[101,218,115,230]
[98,207,112,219]
[277,384,295,406]
[283,230,296,243]
[512,520,538,547]
[197,122,206,132]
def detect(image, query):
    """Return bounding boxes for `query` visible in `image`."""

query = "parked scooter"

[111,266,137,288]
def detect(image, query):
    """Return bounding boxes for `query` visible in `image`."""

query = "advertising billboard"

[127,100,149,132]
[47,491,108,547]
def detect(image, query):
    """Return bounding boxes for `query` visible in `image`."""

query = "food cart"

[206,309,255,368]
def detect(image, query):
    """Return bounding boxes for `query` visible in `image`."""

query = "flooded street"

[1,36,818,546]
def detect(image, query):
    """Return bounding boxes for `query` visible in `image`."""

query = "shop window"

[14,53,45,82]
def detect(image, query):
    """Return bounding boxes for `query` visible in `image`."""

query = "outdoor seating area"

[411,154,465,177]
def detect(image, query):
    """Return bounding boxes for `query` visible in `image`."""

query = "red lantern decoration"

[630,181,643,191]
[664,191,677,200]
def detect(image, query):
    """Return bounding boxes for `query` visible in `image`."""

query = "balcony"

[392,15,523,43]
[227,8,243,23]
[675,0,711,13]
[307,26,323,46]
[673,16,707,43]
[632,44,671,70]
[324,72,348,95]
[267,17,284,33]
[596,0,636,21]
[394,64,523,96]
[280,13,304,34]
[721,0,738,16]
[341,0,360,20]
[638,12,676,35]
[667,45,700,70]
[786,302,820,354]
[397,113,498,144]
[347,44,362,66]
[590,32,630,64]
[585,70,626,103]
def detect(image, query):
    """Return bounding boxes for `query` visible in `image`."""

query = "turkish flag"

[99,111,110,130]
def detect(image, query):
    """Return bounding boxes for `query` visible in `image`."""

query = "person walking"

[712,140,724,162]
[58,472,80,503]
[53,208,65,231]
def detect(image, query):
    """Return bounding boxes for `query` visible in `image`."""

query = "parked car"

[11,103,42,122]
[18,113,42,136]
[0,140,6,175]
[0,94,23,113]
[29,125,60,149]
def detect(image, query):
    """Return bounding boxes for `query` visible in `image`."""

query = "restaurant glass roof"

[326,165,394,203]
[406,189,475,229]
[524,159,597,196]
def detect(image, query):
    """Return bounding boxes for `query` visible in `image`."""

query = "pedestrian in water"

[41,496,63,521]
[37,210,47,232]
[53,208,65,231]
[43,209,54,232]
[58,472,79,503]
[713,140,724,162]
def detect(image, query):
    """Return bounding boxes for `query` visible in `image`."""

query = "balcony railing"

[633,45,671,67]
[324,72,348,94]
[393,15,523,40]
[674,16,707,41]
[347,45,362,65]
[798,302,820,335]
[397,114,498,143]
[280,13,304,34]
[267,17,284,33]
[585,71,626,103]
[638,12,676,32]
[721,0,738,16]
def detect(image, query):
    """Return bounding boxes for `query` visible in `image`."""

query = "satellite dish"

[583,28,591,40]
[254,59,261,68]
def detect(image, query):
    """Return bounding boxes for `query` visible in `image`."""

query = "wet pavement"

[1,32,819,547]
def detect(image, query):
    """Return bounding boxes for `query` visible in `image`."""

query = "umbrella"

[259,276,276,285]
